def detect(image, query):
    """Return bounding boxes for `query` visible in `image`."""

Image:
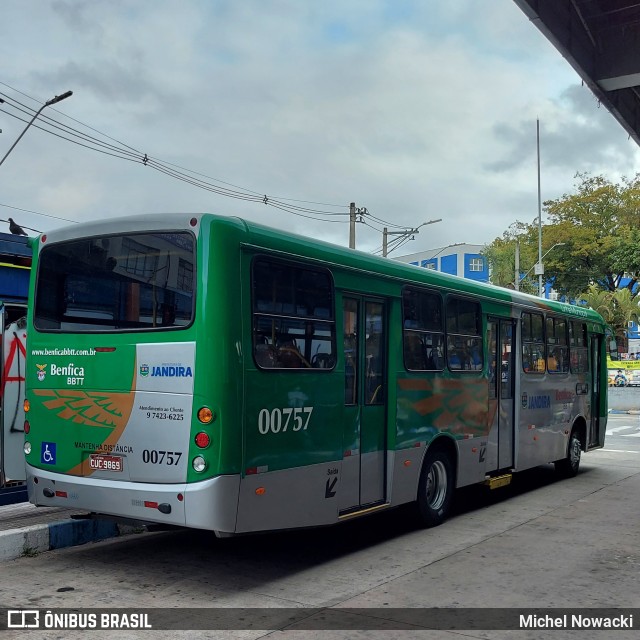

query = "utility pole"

[349,202,356,249]
[536,118,544,297]
[514,238,520,291]
[0,90,73,168]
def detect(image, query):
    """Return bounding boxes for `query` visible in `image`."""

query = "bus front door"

[487,318,515,471]
[589,334,605,448]
[340,296,387,513]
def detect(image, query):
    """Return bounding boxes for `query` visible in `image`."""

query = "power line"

[0,202,77,224]
[0,83,429,242]
[0,84,352,223]
[365,210,411,230]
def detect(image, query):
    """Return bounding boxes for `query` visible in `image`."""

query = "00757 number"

[258,406,314,435]
[141,449,183,465]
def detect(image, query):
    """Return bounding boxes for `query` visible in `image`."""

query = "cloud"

[487,84,635,175]
[1,0,639,254]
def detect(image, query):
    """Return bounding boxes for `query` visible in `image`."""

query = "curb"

[0,518,125,562]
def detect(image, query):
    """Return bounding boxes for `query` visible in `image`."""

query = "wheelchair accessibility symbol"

[41,442,57,465]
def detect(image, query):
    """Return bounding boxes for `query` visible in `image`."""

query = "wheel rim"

[425,460,448,510]
[570,436,581,468]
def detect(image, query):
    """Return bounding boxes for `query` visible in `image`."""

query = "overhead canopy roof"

[513,0,640,146]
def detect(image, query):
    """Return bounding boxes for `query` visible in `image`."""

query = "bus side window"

[365,301,385,404]
[445,297,482,372]
[344,310,358,404]
[522,312,545,374]
[402,287,444,371]
[547,316,568,375]
[252,258,336,371]
[570,321,589,373]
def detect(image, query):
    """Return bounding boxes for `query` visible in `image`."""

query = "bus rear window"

[34,232,195,331]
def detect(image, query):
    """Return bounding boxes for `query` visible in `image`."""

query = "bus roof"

[37,212,606,328]
[236,215,605,327]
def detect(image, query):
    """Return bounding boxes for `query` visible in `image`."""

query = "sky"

[1,0,639,256]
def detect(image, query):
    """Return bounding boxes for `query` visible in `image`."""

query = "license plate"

[89,454,123,472]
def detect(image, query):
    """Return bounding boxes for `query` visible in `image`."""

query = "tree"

[579,284,640,355]
[483,173,640,299]
[543,173,640,297]
[482,221,555,294]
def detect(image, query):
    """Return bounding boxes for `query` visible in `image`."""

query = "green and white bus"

[23,214,607,534]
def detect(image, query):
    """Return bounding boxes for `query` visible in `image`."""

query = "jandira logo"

[36,363,46,382]
[140,363,192,378]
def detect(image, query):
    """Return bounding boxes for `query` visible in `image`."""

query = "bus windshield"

[34,231,195,331]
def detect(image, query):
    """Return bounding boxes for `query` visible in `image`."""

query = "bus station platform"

[0,501,128,561]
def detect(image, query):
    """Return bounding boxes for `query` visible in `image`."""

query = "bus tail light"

[197,407,214,423]
[195,432,210,448]
[24,442,31,455]
[24,421,30,434]
[23,399,30,413]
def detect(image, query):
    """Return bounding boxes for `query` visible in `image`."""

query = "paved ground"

[0,500,135,562]
[0,502,85,533]
[0,415,638,638]
[0,452,639,638]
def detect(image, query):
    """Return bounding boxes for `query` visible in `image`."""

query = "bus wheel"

[555,429,582,478]
[416,448,454,527]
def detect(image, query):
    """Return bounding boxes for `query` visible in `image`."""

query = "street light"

[0,90,73,168]
[382,218,442,257]
[517,242,566,295]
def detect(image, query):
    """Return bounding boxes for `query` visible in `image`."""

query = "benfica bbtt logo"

[36,363,47,382]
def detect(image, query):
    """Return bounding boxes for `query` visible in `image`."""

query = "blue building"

[394,243,490,284]
[0,232,31,318]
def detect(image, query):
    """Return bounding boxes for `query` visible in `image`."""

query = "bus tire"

[415,448,454,527]
[555,429,582,478]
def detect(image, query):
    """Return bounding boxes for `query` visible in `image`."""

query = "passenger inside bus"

[404,332,427,370]
[277,336,309,368]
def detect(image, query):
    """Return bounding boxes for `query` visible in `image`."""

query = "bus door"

[340,296,387,512]
[487,318,515,471]
[589,334,604,448]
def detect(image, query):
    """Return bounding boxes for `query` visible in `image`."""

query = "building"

[394,243,489,284]
[0,232,31,319]
[393,243,569,301]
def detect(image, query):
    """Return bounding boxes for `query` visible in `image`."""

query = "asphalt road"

[605,412,640,454]
[1,418,639,639]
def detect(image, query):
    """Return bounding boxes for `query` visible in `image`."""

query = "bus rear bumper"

[26,463,240,534]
